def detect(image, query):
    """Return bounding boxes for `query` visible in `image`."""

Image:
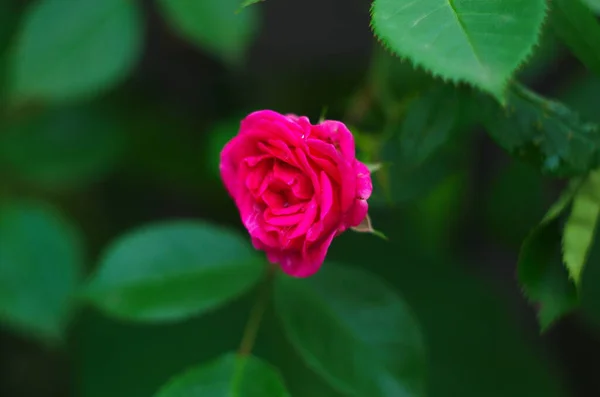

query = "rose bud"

[220,110,373,277]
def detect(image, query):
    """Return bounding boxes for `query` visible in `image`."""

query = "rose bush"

[220,110,373,277]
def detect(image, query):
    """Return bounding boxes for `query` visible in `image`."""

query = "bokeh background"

[1,0,600,396]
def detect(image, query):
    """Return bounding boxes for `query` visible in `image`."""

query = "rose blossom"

[219,110,372,277]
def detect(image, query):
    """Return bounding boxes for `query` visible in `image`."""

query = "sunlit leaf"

[371,0,547,102]
[563,170,600,285]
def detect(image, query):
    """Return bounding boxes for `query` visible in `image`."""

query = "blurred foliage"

[1,0,600,396]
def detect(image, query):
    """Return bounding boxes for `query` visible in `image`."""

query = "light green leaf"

[0,201,83,342]
[518,185,581,331]
[8,0,143,104]
[482,83,600,176]
[551,0,600,76]
[519,217,578,331]
[240,0,264,9]
[84,221,263,322]
[275,263,426,397]
[399,84,459,166]
[0,106,125,190]
[157,0,259,66]
[155,353,289,397]
[563,170,600,285]
[371,0,547,102]
[582,0,600,13]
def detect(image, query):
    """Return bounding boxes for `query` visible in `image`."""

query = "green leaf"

[369,45,434,111]
[482,83,600,176]
[0,106,126,190]
[157,0,259,66]
[582,0,600,14]
[485,160,546,248]
[8,0,143,104]
[240,0,264,9]
[551,0,600,76]
[559,73,600,124]
[371,0,547,102]
[519,218,578,331]
[563,170,600,285]
[518,185,581,331]
[275,263,426,397]
[205,119,239,178]
[84,221,263,322]
[0,201,83,342]
[155,353,289,397]
[399,85,459,166]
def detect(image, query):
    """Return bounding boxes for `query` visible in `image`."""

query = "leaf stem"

[238,262,277,357]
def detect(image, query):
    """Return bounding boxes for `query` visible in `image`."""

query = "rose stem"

[238,262,277,357]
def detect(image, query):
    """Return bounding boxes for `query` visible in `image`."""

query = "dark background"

[2,0,600,396]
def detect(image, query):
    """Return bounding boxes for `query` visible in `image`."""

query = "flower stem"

[238,263,277,357]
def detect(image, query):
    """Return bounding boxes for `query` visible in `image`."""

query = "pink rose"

[220,110,373,277]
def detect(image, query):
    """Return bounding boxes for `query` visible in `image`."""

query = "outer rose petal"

[266,230,337,277]
[219,110,374,278]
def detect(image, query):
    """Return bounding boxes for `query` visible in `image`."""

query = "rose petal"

[347,198,368,227]
[264,211,305,227]
[319,171,333,221]
[291,174,313,200]
[289,200,318,239]
[273,160,300,186]
[355,161,373,200]
[311,120,355,161]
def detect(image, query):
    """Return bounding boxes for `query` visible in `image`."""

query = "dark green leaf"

[369,46,434,111]
[8,0,143,104]
[205,119,239,178]
[0,106,126,189]
[482,83,600,176]
[485,160,546,248]
[518,186,580,331]
[399,85,459,166]
[551,0,600,76]
[559,73,600,124]
[84,221,263,322]
[275,263,426,397]
[0,201,83,341]
[371,115,466,207]
[371,0,547,102]
[157,0,259,66]
[155,353,289,397]
[0,1,19,54]
[563,170,600,285]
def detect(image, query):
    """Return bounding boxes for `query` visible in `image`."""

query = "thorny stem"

[238,262,277,357]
